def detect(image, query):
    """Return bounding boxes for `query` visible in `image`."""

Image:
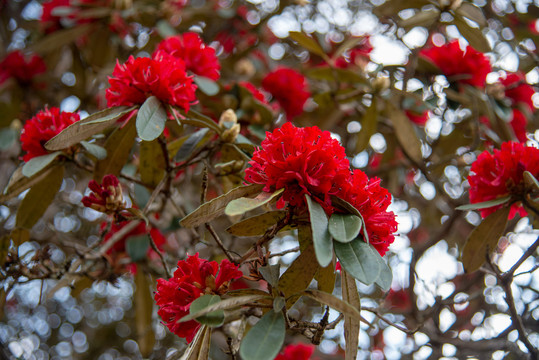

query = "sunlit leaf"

[136,96,167,141]
[334,239,381,285]
[456,196,511,211]
[22,152,62,178]
[239,310,285,360]
[305,195,333,267]
[225,188,284,216]
[189,295,225,327]
[329,213,362,243]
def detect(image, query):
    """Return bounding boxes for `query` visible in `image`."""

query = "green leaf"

[329,213,362,243]
[194,76,220,96]
[315,260,336,294]
[45,106,135,150]
[524,171,539,191]
[174,128,210,162]
[303,289,365,322]
[139,140,166,188]
[305,195,333,267]
[258,264,280,288]
[341,270,360,360]
[1,165,57,203]
[334,239,381,285]
[180,184,264,228]
[398,9,440,31]
[456,196,511,211]
[273,296,286,312]
[189,295,225,327]
[29,23,93,53]
[288,31,327,58]
[278,242,318,308]
[461,206,510,272]
[225,188,284,216]
[94,119,137,180]
[134,183,151,209]
[22,152,62,178]
[80,141,107,160]
[134,271,155,357]
[386,101,423,164]
[181,295,269,323]
[356,97,378,153]
[453,15,491,53]
[136,96,167,141]
[226,211,288,236]
[239,310,285,360]
[0,128,17,151]
[16,166,64,229]
[156,19,177,37]
[126,235,150,262]
[183,109,223,135]
[372,249,392,291]
[455,2,487,27]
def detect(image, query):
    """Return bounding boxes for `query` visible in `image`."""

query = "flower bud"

[221,124,241,143]
[234,58,256,77]
[219,109,238,127]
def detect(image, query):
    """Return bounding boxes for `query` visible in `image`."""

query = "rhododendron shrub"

[3,1,539,359]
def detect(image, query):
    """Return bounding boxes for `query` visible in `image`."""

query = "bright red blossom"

[262,68,310,120]
[420,40,491,88]
[155,32,221,80]
[20,107,80,161]
[0,50,46,86]
[274,343,315,360]
[500,72,535,111]
[405,109,429,126]
[336,170,398,256]
[468,141,539,219]
[245,123,351,213]
[155,254,243,343]
[106,52,197,112]
[510,109,528,143]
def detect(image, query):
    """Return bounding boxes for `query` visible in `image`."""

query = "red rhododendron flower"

[274,343,315,360]
[500,72,535,111]
[155,254,243,343]
[106,52,197,112]
[245,123,351,213]
[155,32,220,80]
[468,141,539,219]
[405,110,429,126]
[510,109,528,143]
[20,107,80,161]
[262,68,310,120]
[0,50,46,86]
[82,174,125,215]
[420,40,491,88]
[239,81,268,104]
[336,170,397,256]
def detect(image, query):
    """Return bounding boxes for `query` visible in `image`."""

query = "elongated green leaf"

[194,76,220,96]
[225,188,284,216]
[183,109,223,134]
[259,264,280,288]
[273,296,286,312]
[0,128,17,150]
[16,166,64,229]
[372,250,392,291]
[303,289,365,322]
[456,2,487,27]
[239,310,285,360]
[29,23,93,53]
[134,271,155,357]
[126,235,150,262]
[288,31,327,58]
[180,184,264,228]
[80,141,107,160]
[329,213,362,243]
[137,96,167,141]
[174,128,210,162]
[334,239,381,285]
[1,165,56,202]
[398,9,440,31]
[45,106,135,150]
[94,120,137,180]
[341,270,360,360]
[226,211,288,236]
[305,195,333,267]
[453,15,490,53]
[189,295,224,327]
[180,295,268,323]
[356,97,378,153]
[278,242,318,307]
[179,325,208,360]
[461,206,510,272]
[386,102,423,164]
[456,196,511,211]
[22,152,62,178]
[524,171,539,191]
[140,140,166,188]
[315,260,336,294]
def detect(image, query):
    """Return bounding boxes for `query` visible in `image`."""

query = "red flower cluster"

[20,107,80,161]
[262,68,310,120]
[468,141,539,219]
[106,52,197,112]
[245,123,397,255]
[500,72,535,111]
[82,175,125,215]
[274,343,315,360]
[0,50,46,86]
[420,40,491,88]
[509,109,528,143]
[155,254,243,343]
[155,32,220,81]
[334,36,373,69]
